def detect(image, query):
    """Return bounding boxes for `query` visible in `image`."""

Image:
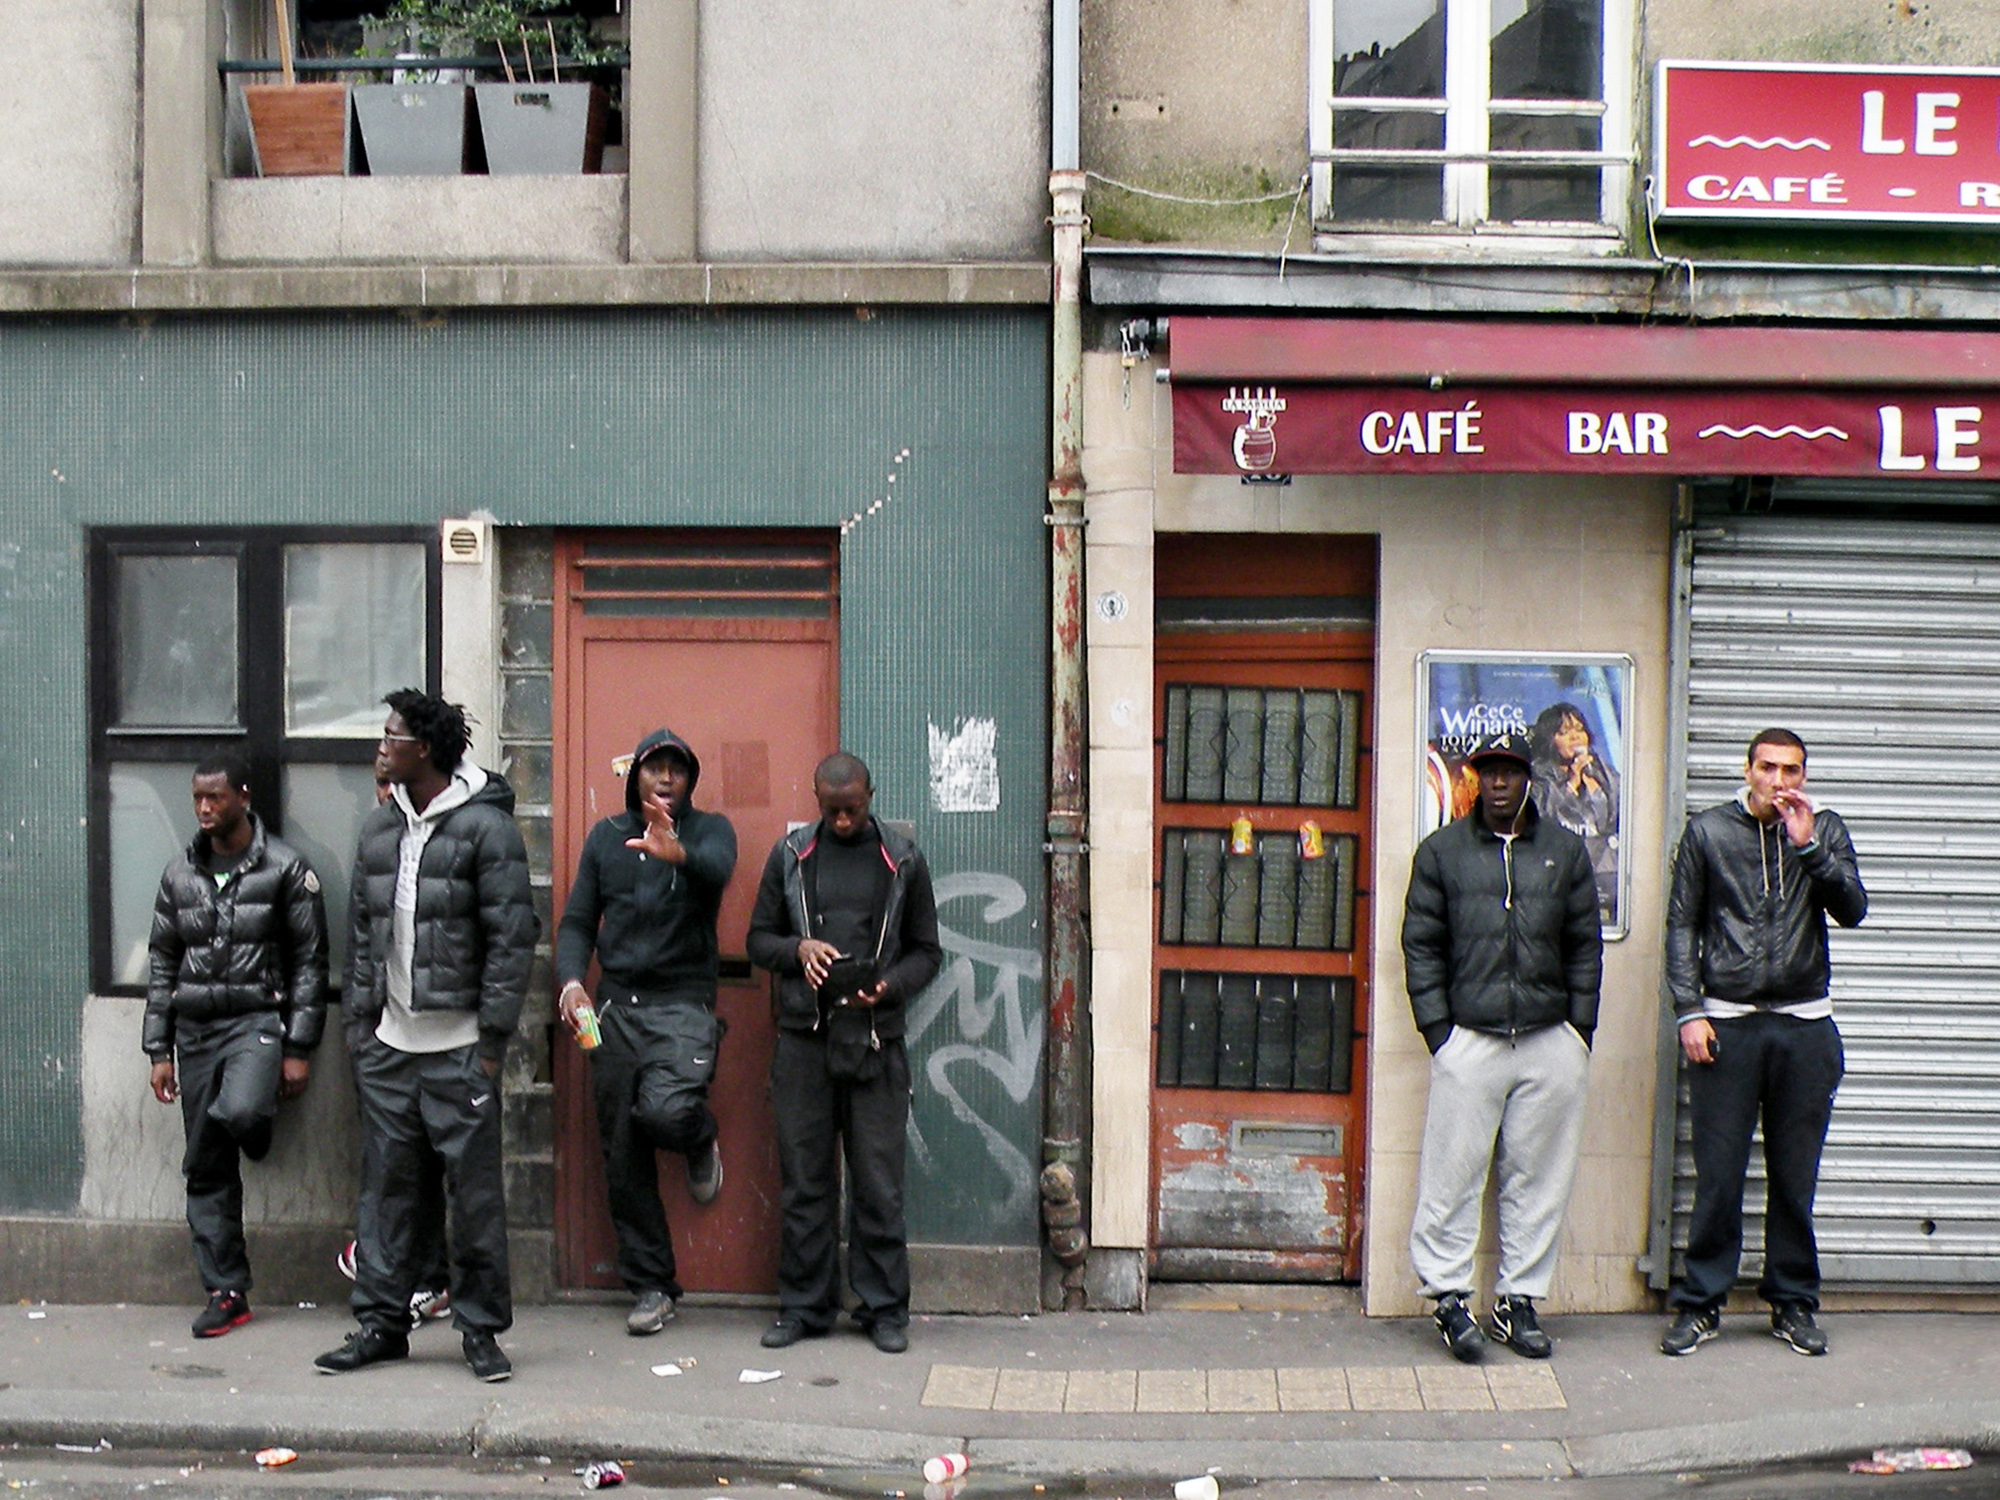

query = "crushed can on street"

[1850,1448,1974,1475]
[581,1459,626,1489]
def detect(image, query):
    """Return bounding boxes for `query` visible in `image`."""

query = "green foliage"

[363,0,618,68]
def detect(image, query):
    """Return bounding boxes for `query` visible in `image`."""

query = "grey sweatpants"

[1409,1023,1590,1301]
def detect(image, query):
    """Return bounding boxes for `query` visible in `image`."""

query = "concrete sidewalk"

[1,1298,1996,1483]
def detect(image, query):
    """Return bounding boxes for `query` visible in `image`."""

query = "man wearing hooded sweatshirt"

[1659,729,1866,1360]
[556,729,737,1336]
[1402,730,1601,1365]
[316,690,538,1384]
[746,752,941,1355]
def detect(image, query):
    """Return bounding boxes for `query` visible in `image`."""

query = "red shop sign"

[1656,60,2000,226]
[1172,384,2000,479]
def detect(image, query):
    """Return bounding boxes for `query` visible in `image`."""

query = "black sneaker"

[1771,1303,1828,1356]
[1434,1293,1486,1364]
[760,1315,827,1349]
[192,1289,251,1339]
[1659,1306,1720,1356]
[626,1289,674,1336]
[1487,1294,1552,1359]
[868,1321,910,1354]
[314,1326,409,1374]
[687,1138,723,1205]
[463,1331,512,1382]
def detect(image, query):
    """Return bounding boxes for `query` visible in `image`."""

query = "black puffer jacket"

[1402,800,1602,1040]
[746,818,942,1038]
[143,814,329,1060]
[344,769,540,1061]
[1665,795,1866,1018]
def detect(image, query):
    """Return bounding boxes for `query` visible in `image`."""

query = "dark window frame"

[87,526,441,995]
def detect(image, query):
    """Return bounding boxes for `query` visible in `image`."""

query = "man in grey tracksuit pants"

[1402,729,1602,1363]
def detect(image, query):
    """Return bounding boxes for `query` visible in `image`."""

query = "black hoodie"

[555,728,739,997]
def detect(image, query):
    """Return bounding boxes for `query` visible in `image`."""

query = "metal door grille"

[1157,970,1356,1093]
[1162,685,1362,807]
[1659,511,2000,1288]
[1158,828,1358,951]
[572,539,836,618]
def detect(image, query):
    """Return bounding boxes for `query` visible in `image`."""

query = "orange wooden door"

[552,533,837,1293]
[1149,641,1374,1281]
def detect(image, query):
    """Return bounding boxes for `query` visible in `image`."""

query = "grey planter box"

[473,81,606,174]
[354,83,471,175]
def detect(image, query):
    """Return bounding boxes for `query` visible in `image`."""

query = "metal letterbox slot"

[1231,1121,1342,1157]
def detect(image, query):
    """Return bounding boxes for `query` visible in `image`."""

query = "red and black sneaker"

[193,1289,251,1338]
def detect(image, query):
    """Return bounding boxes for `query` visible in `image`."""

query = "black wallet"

[818,955,879,1005]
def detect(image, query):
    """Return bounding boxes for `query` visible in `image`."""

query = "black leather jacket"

[1665,796,1866,1019]
[344,770,540,1061]
[745,818,942,1038]
[143,814,328,1060]
[1401,800,1603,1040]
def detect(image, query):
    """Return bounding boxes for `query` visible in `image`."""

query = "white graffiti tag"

[904,872,1045,1220]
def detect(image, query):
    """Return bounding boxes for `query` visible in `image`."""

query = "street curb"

[1564,1402,2000,1478]
[969,1437,1573,1481]
[6,1389,1999,1482]
[0,1388,480,1457]
[476,1406,947,1468]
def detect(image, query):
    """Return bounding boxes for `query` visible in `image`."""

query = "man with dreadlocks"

[315,690,538,1384]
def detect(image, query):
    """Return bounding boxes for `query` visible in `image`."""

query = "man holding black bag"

[746,752,941,1354]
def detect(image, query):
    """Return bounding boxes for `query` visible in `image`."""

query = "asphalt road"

[2,1450,1996,1500]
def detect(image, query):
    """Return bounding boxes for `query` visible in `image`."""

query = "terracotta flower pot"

[244,83,351,176]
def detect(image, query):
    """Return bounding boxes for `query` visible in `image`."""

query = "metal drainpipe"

[1042,165,1091,1310]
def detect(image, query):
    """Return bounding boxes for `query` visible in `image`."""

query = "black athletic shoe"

[626,1289,674,1336]
[192,1289,251,1339]
[1771,1303,1828,1356]
[1434,1293,1487,1363]
[463,1331,513,1382]
[1487,1294,1553,1359]
[1659,1307,1720,1356]
[868,1321,910,1354]
[760,1315,827,1349]
[686,1138,723,1205]
[314,1326,409,1374]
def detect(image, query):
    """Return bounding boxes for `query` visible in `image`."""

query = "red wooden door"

[552,533,837,1293]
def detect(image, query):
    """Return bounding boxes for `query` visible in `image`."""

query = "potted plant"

[361,0,614,175]
[350,6,476,175]
[243,0,352,176]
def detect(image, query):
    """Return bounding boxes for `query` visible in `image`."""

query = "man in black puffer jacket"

[746,752,941,1355]
[146,754,327,1340]
[556,727,737,1338]
[1659,728,1866,1361]
[315,691,538,1385]
[1402,730,1602,1365]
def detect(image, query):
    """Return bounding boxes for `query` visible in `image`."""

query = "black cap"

[1465,730,1532,770]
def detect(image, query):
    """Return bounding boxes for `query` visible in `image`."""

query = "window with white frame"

[1307,0,1631,231]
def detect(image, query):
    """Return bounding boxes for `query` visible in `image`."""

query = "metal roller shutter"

[1664,510,2000,1288]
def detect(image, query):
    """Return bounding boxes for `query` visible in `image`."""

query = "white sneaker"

[409,1287,451,1327]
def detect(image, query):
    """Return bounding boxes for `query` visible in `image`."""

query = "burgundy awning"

[1169,318,2000,478]
[1168,317,2000,388]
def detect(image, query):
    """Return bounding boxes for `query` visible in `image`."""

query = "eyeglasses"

[380,732,421,746]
